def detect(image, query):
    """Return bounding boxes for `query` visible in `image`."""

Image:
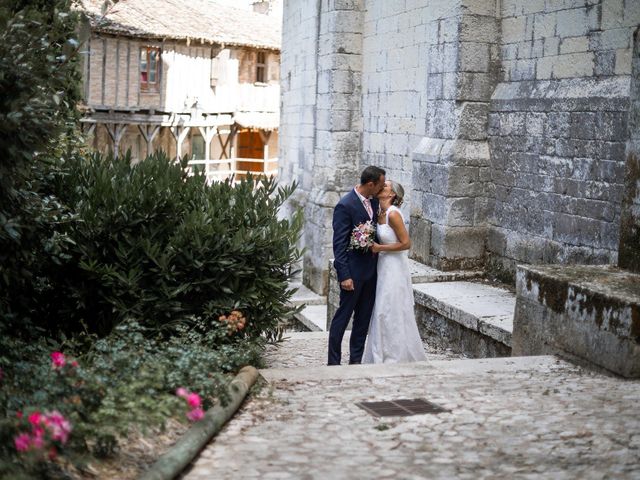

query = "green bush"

[43,151,303,338]
[0,0,84,331]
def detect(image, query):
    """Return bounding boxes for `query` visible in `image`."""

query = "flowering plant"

[347,220,376,252]
[13,409,72,460]
[176,388,205,422]
[218,310,247,335]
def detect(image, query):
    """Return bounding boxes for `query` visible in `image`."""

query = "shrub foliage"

[50,152,302,337]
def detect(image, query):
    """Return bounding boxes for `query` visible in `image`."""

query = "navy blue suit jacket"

[332,189,379,283]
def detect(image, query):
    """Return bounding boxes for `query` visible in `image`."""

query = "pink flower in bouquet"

[348,220,376,252]
[50,352,66,369]
[14,433,31,452]
[186,393,202,409]
[186,407,204,422]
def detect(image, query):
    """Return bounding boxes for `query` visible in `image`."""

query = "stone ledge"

[513,264,640,378]
[413,281,515,347]
[327,258,483,329]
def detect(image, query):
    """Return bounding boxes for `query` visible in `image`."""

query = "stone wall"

[619,27,640,272]
[279,0,364,293]
[280,0,640,293]
[410,1,500,270]
[487,0,637,279]
[360,1,433,208]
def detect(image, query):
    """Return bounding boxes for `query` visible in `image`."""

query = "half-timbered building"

[80,0,281,181]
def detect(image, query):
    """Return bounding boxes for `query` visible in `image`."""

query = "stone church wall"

[279,0,640,293]
[487,0,637,279]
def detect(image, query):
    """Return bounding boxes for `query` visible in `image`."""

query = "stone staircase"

[289,259,516,358]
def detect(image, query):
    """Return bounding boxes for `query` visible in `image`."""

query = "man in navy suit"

[328,166,386,365]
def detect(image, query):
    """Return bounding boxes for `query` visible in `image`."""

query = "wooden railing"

[186,157,278,183]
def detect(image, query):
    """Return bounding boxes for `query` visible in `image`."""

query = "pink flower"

[176,387,188,398]
[28,411,42,426]
[71,360,79,368]
[14,433,31,452]
[186,393,201,409]
[50,352,66,369]
[16,411,23,419]
[186,408,204,422]
[31,427,45,449]
[44,411,72,444]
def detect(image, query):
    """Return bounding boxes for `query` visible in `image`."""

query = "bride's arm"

[373,211,411,252]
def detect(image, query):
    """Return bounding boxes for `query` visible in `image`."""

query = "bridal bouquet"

[347,220,376,252]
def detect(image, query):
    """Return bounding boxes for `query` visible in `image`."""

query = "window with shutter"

[256,51,266,84]
[140,46,161,92]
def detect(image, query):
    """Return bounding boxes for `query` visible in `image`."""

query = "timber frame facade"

[80,1,281,181]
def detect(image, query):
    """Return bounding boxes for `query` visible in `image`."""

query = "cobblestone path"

[262,331,464,368]
[183,333,640,480]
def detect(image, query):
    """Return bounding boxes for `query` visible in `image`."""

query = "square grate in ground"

[356,398,450,417]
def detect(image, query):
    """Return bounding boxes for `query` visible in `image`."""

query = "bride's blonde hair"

[389,181,405,207]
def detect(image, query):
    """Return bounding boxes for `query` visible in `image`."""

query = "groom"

[328,166,386,365]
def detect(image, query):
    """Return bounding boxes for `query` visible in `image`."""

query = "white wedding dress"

[362,206,426,364]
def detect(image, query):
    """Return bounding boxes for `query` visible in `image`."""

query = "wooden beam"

[84,37,91,102]
[216,126,232,159]
[84,111,232,128]
[198,126,216,161]
[115,39,120,107]
[83,123,96,137]
[125,41,131,107]
[101,37,106,106]
[261,130,271,170]
[229,125,237,173]
[105,123,127,159]
[169,126,191,161]
[138,124,160,155]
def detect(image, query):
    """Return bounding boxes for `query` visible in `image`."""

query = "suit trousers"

[328,274,377,365]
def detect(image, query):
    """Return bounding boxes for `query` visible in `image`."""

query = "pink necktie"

[363,198,373,219]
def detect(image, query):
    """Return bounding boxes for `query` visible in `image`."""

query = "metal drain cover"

[357,398,450,417]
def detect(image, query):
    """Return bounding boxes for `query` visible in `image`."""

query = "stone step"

[289,282,326,306]
[327,258,483,330]
[293,304,326,332]
[413,281,515,356]
[259,354,562,383]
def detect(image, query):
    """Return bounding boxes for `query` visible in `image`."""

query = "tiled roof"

[81,0,281,50]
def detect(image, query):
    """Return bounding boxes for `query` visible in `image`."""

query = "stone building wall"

[487,0,638,279]
[279,0,640,293]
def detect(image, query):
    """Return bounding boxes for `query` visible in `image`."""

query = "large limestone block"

[513,264,640,378]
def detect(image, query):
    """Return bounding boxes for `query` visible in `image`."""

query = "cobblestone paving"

[262,331,464,368]
[184,334,640,480]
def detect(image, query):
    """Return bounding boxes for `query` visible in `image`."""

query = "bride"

[362,181,426,364]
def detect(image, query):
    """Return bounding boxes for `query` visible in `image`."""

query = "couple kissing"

[328,166,425,366]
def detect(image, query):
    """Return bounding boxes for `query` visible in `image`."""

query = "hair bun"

[389,181,405,207]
